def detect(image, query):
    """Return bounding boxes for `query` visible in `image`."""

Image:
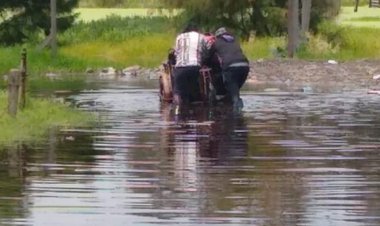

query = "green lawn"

[338,6,380,27]
[74,8,178,22]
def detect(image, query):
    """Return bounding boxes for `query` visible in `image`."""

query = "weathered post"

[8,144,26,177]
[8,69,21,117]
[287,0,300,58]
[19,48,27,110]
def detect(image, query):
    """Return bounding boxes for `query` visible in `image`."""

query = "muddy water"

[1,81,380,226]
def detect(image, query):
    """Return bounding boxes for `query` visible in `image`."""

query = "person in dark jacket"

[209,27,250,110]
[203,32,227,99]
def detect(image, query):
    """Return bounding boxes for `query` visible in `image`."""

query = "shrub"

[316,20,348,47]
[59,15,174,45]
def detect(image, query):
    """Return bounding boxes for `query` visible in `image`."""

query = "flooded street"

[1,80,380,226]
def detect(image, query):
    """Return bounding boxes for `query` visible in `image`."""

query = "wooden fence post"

[19,48,27,110]
[8,69,21,117]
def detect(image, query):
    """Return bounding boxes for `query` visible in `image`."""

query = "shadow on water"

[1,80,380,226]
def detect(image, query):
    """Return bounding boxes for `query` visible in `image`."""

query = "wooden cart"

[159,54,216,104]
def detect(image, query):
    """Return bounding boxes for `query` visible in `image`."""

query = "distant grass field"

[338,6,380,27]
[74,8,178,22]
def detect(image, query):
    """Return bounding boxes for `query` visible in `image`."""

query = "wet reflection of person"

[197,108,248,161]
[160,104,248,162]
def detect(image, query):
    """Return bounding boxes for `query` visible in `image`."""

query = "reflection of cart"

[159,51,216,104]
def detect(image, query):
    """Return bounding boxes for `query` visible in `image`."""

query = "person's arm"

[201,35,215,66]
[168,48,176,65]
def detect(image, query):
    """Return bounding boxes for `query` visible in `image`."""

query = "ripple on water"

[1,87,380,226]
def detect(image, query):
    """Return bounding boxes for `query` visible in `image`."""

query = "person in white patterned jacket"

[172,23,208,107]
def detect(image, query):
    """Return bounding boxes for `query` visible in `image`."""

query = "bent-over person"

[209,27,249,111]
[173,23,207,109]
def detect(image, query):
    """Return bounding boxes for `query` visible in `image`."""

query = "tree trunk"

[287,0,300,58]
[50,0,57,57]
[354,0,359,12]
[301,0,312,34]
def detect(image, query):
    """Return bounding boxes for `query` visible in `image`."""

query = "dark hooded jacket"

[212,31,249,70]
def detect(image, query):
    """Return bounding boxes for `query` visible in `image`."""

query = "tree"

[355,0,359,12]
[301,0,312,34]
[161,0,288,38]
[0,0,78,45]
[160,0,340,40]
[287,0,300,57]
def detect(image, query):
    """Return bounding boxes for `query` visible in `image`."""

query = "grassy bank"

[0,92,93,148]
[0,16,176,76]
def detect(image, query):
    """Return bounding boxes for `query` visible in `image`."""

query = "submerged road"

[1,81,380,226]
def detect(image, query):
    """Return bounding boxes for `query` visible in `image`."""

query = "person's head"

[215,27,228,37]
[215,27,235,42]
[183,22,199,33]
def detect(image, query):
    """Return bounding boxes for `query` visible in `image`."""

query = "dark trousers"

[222,66,249,103]
[212,72,227,96]
[173,66,201,104]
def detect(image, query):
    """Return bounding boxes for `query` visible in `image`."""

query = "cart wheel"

[160,70,173,102]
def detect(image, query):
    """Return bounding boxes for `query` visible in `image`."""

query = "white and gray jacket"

[174,31,207,68]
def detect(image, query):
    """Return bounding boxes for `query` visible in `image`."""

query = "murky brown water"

[1,81,380,226]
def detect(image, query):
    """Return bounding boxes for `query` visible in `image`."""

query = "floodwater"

[1,80,380,226]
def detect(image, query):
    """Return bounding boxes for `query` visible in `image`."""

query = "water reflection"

[0,85,380,226]
[160,104,248,159]
[159,104,249,190]
[0,145,28,224]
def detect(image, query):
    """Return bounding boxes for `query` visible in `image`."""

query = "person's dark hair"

[183,22,198,33]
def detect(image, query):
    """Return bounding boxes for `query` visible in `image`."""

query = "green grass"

[338,6,380,28]
[60,15,175,43]
[242,37,286,59]
[298,26,380,60]
[0,46,22,76]
[0,91,94,148]
[0,46,102,75]
[348,17,380,22]
[61,33,174,68]
[74,8,177,22]
[1,13,176,75]
[78,0,162,8]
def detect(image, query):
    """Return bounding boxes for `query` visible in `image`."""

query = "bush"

[316,21,348,47]
[59,15,174,44]
[78,0,161,8]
